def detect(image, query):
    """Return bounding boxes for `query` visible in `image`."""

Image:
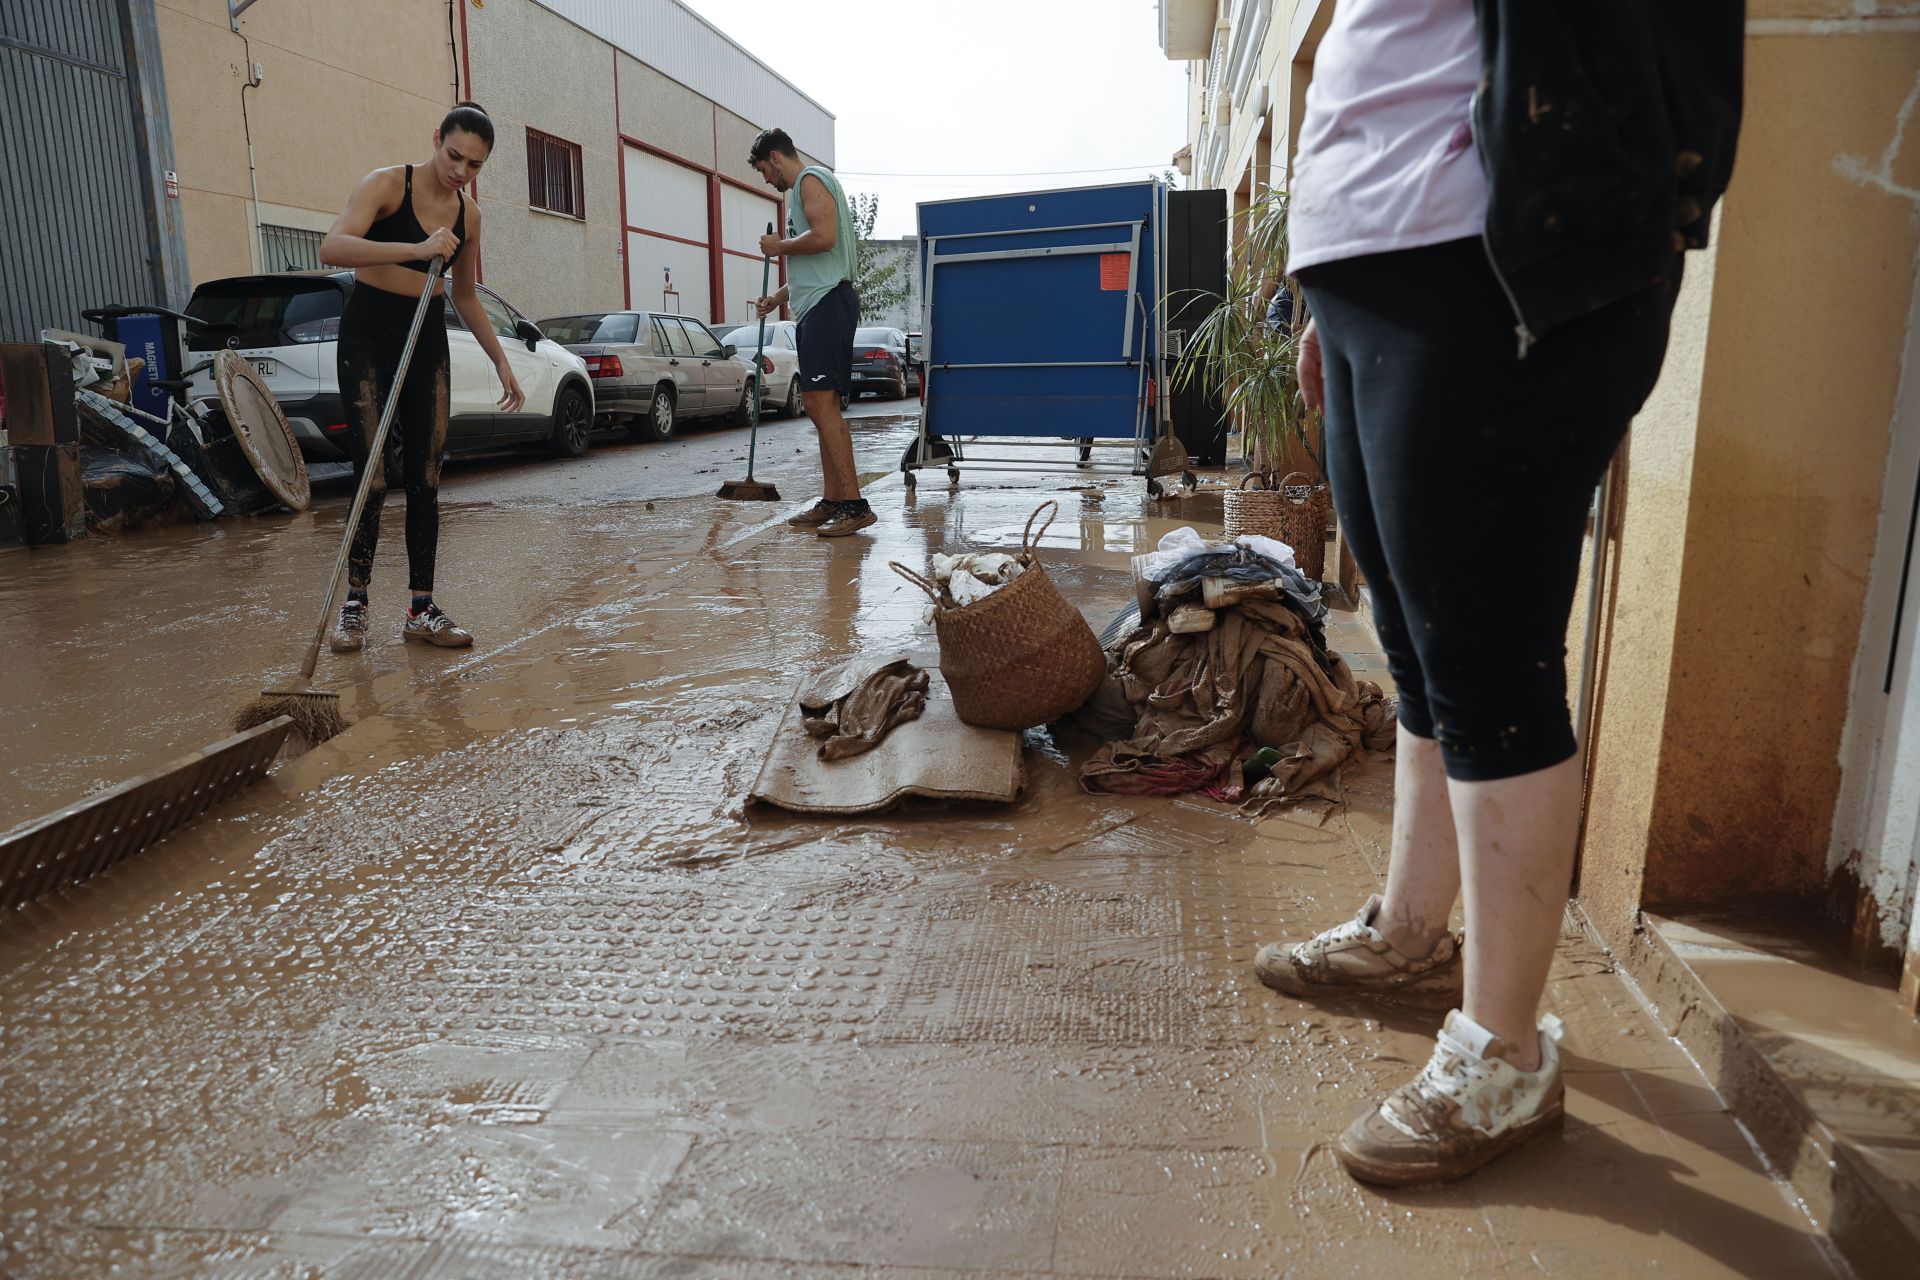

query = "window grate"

[260,224,324,272]
[527,127,585,220]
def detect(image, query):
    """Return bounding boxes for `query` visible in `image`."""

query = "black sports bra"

[364,165,466,272]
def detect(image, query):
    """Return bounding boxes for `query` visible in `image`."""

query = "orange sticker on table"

[1099,253,1131,290]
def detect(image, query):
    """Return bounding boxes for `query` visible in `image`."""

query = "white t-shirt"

[1285,0,1488,275]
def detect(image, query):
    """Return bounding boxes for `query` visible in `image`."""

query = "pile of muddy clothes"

[1079,528,1396,812]
[798,654,930,762]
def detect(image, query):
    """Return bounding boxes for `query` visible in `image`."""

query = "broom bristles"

[717,479,782,501]
[233,691,349,743]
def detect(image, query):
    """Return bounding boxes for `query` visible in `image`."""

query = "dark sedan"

[851,326,909,400]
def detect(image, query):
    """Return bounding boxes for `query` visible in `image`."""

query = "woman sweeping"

[318,101,524,652]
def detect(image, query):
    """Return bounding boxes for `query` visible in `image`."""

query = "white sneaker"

[1335,1009,1566,1186]
[328,600,368,653]
[1254,894,1464,1007]
[402,602,473,648]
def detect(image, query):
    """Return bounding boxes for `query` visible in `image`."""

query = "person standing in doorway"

[1252,1,1742,1185]
[747,127,873,538]
[318,101,525,652]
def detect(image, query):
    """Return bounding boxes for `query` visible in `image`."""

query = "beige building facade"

[154,0,831,325]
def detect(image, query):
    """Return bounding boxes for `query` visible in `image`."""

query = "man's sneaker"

[816,502,877,538]
[786,499,836,528]
[328,600,368,653]
[402,602,473,648]
[1336,1009,1566,1186]
[1253,894,1463,1007]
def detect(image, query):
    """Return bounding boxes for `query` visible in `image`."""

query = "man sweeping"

[748,127,874,537]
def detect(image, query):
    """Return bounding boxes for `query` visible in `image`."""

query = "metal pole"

[746,225,772,482]
[1574,461,1614,752]
[229,0,264,32]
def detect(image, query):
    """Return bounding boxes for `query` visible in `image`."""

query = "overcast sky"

[678,0,1192,239]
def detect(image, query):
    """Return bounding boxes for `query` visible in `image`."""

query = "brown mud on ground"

[0,440,1847,1278]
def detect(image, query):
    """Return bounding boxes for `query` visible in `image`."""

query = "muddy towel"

[751,663,1024,815]
[1082,598,1396,809]
[798,654,930,761]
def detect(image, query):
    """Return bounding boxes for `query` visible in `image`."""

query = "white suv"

[182,271,595,462]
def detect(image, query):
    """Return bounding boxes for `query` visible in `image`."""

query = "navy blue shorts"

[795,281,858,396]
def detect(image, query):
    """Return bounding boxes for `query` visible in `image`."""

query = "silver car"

[538,310,754,442]
[716,320,804,419]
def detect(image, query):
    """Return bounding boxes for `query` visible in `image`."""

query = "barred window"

[260,224,324,272]
[527,127,585,219]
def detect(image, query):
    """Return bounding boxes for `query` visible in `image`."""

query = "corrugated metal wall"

[0,0,162,342]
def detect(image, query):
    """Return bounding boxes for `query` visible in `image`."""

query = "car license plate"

[251,358,276,377]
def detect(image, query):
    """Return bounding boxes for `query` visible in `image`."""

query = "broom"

[717,224,782,502]
[234,257,446,742]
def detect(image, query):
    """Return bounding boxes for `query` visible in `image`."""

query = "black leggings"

[336,282,450,594]
[1298,238,1679,782]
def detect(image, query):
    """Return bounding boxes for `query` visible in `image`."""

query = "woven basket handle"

[1238,472,1267,491]
[1021,500,1059,558]
[889,560,944,605]
[1279,471,1313,506]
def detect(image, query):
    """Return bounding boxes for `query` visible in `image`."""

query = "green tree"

[849,192,911,323]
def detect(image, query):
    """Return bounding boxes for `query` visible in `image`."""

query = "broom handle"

[745,223,772,481]
[296,257,446,681]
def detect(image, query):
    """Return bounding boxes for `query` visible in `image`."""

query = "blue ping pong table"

[904,180,1190,493]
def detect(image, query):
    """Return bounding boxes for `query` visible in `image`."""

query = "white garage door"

[624,146,711,318]
[622,145,785,326]
[719,183,781,329]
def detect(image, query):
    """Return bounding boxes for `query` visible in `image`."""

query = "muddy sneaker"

[328,600,368,653]
[816,502,877,538]
[1253,894,1463,1007]
[786,499,836,528]
[1336,1010,1566,1186]
[402,602,473,648]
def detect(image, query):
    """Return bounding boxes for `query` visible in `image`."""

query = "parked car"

[714,320,803,418]
[181,271,595,461]
[538,310,754,442]
[851,326,910,400]
[905,330,924,394]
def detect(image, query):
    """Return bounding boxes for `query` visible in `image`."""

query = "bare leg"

[1375,725,1461,957]
[1450,754,1582,1071]
[803,389,858,502]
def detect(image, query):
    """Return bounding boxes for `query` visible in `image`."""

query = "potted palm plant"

[1170,188,1331,579]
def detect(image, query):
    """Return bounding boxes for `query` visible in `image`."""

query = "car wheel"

[839,391,850,411]
[890,376,908,400]
[546,385,592,458]
[783,376,802,418]
[730,382,756,428]
[633,386,676,442]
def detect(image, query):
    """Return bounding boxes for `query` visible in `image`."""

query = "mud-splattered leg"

[399,340,450,595]
[339,353,391,593]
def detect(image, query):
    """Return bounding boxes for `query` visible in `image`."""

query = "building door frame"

[1831,256,1920,1010]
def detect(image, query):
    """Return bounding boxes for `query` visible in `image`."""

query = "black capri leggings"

[336,281,451,594]
[1298,238,1680,782]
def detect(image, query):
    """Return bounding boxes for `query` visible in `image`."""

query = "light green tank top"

[786,165,857,321]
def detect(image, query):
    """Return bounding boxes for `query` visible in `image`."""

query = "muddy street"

[1,418,1844,1277]
[0,401,920,827]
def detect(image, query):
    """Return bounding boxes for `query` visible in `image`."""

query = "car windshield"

[854,329,897,347]
[715,325,764,348]
[186,278,343,349]
[540,313,639,344]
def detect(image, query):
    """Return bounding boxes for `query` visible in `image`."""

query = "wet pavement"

[0,411,1848,1278]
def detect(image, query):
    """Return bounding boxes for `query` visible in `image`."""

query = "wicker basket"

[1223,474,1286,540]
[890,501,1107,730]
[1224,472,1328,582]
